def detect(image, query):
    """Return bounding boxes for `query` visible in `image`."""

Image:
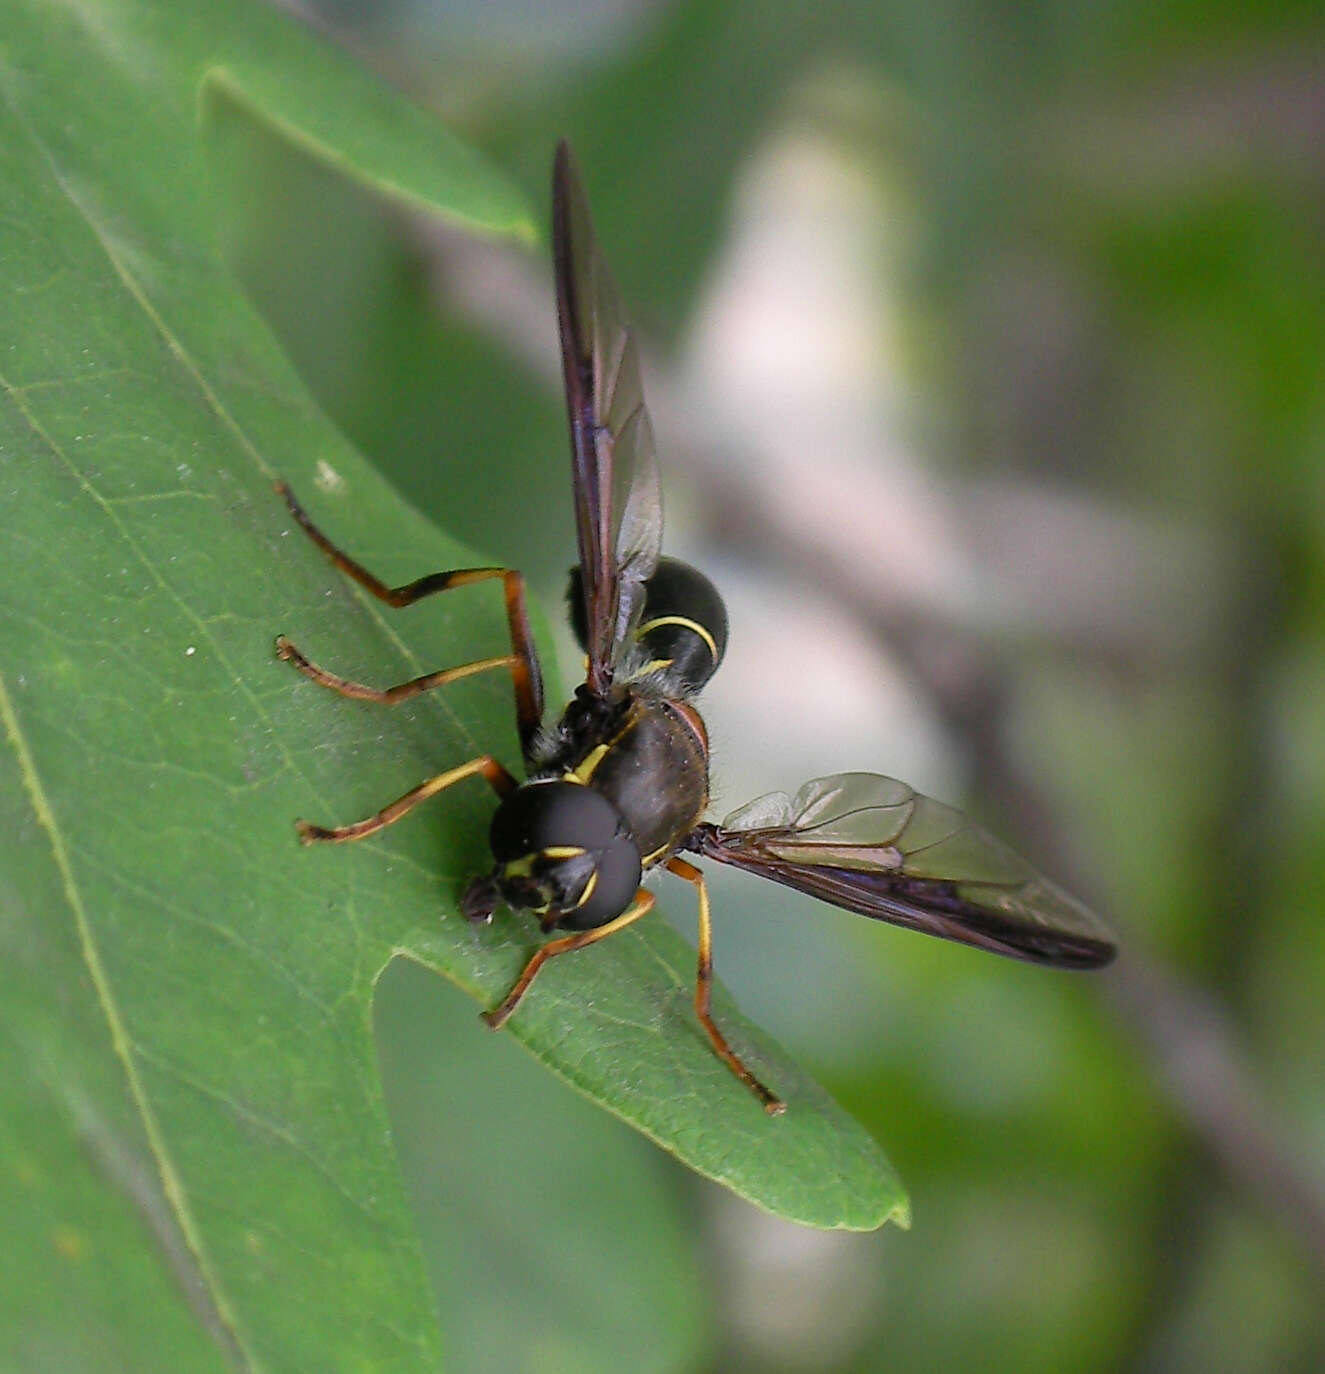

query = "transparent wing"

[553,140,663,693]
[689,773,1115,968]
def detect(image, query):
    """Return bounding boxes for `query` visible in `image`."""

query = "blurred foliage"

[375,959,708,1374]
[5,0,1325,1369]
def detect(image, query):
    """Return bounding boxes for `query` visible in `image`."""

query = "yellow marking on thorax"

[636,614,718,661]
[564,742,611,785]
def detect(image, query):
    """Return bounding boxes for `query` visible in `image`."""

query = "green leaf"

[375,958,708,1374]
[0,0,905,1366]
[0,697,236,1374]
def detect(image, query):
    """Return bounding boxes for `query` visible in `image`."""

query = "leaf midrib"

[0,67,498,1370]
[0,670,251,1366]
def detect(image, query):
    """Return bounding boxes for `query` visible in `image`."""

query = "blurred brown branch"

[671,448,1325,1289]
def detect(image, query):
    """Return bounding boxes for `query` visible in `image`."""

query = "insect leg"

[666,857,785,1116]
[295,755,516,845]
[481,889,656,1030]
[276,636,516,704]
[277,482,543,755]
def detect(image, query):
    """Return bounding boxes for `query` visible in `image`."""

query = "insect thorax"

[535,690,710,869]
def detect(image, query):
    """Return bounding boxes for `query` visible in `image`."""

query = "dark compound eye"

[490,780,621,858]
[558,830,641,929]
[488,781,642,930]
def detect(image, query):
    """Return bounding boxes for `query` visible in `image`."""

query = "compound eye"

[558,826,642,931]
[488,782,642,930]
[489,781,620,859]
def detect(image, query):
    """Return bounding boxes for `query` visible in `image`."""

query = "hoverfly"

[276,141,1115,1115]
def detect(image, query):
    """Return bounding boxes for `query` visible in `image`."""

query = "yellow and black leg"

[482,889,657,1030]
[666,856,785,1115]
[296,755,516,845]
[276,636,517,705]
[276,482,544,757]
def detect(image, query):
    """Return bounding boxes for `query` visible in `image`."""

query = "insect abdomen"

[567,556,728,695]
[633,558,728,693]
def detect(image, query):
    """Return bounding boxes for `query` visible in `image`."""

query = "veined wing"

[687,773,1115,968]
[553,139,663,694]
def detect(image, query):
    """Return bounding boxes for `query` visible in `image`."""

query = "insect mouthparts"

[460,874,499,924]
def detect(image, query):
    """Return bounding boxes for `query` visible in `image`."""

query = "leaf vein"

[0,669,254,1368]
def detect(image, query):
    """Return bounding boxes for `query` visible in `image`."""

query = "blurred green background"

[230,0,1323,1369]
